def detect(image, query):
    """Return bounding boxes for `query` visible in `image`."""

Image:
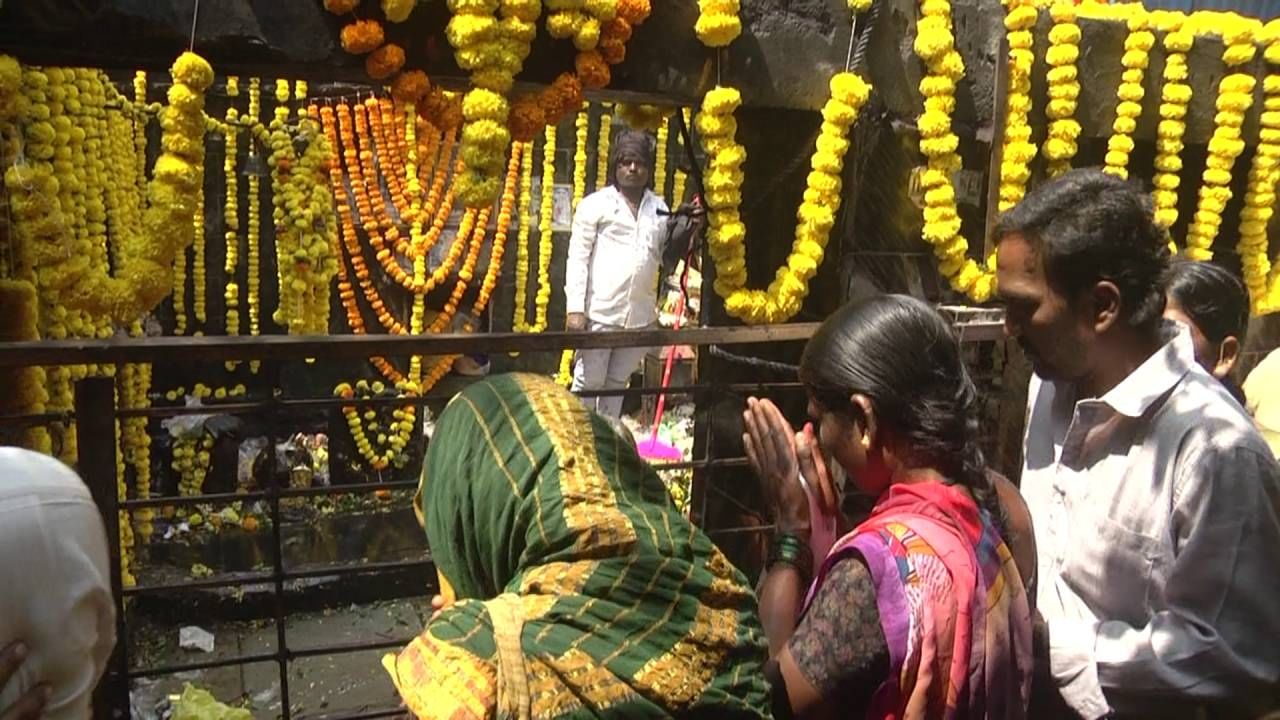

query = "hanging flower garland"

[655,116,671,201]
[697,73,872,324]
[513,140,536,333]
[1183,16,1259,261]
[192,165,207,329]
[1099,5,1154,180]
[1238,23,1280,314]
[997,0,1038,212]
[7,52,213,325]
[1150,11,1193,233]
[534,125,556,331]
[696,0,742,47]
[445,0,537,207]
[617,102,669,132]
[572,104,590,209]
[247,77,263,370]
[335,380,417,472]
[1044,1,1081,178]
[595,103,613,190]
[468,144,524,320]
[912,0,996,302]
[224,77,243,353]
[266,86,339,335]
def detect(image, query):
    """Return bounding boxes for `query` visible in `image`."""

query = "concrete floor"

[129,598,432,719]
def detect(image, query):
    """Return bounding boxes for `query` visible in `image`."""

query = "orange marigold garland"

[341,20,385,54]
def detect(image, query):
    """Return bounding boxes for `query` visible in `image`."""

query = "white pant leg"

[597,343,649,419]
[571,346,611,414]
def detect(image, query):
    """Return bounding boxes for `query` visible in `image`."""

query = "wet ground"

[129,598,430,719]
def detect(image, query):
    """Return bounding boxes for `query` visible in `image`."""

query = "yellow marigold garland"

[1183,15,1259,261]
[572,103,589,209]
[223,78,242,366]
[247,77,263,370]
[535,125,556,331]
[513,140,536,334]
[1150,11,1193,235]
[445,0,538,206]
[1100,5,1154,180]
[1044,1,1082,178]
[696,0,742,47]
[7,52,213,325]
[913,0,996,302]
[655,116,670,202]
[595,102,612,190]
[998,0,1038,212]
[697,73,871,324]
[1238,21,1280,314]
[0,280,52,453]
[192,164,206,328]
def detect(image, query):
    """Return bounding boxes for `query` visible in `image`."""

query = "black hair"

[1165,259,1248,347]
[607,129,656,187]
[994,167,1171,335]
[798,294,1006,535]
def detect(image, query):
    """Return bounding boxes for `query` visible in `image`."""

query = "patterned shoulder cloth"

[802,481,1034,720]
[383,373,771,719]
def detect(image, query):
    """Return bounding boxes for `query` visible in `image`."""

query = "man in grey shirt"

[995,169,1280,718]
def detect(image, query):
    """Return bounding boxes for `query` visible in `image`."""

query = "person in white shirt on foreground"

[994,168,1280,719]
[563,129,702,418]
[0,447,115,720]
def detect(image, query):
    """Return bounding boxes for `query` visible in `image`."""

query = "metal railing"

[0,319,1012,717]
[3,325,816,719]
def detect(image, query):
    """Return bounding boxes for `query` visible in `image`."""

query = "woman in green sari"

[384,373,771,719]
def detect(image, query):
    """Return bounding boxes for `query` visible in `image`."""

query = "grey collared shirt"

[1022,323,1280,718]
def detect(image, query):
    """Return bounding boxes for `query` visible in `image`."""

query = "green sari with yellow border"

[383,373,770,719]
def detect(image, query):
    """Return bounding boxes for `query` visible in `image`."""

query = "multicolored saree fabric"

[804,481,1034,719]
[383,373,771,719]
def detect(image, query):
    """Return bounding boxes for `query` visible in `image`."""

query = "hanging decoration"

[1183,17,1259,261]
[1044,2,1082,178]
[595,102,613,191]
[7,52,213,325]
[1238,24,1280,314]
[512,140,536,334]
[697,73,872,324]
[1099,5,1154,180]
[572,103,589,209]
[997,0,1038,212]
[224,76,242,355]
[247,77,263,370]
[912,0,996,302]
[533,125,556,332]
[655,117,670,202]
[1151,12,1193,233]
[696,0,742,47]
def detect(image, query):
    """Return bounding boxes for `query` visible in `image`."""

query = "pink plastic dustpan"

[637,293,687,462]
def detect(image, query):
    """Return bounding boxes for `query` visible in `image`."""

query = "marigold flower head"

[365,43,406,79]
[382,0,415,22]
[575,50,610,89]
[830,72,872,107]
[341,19,385,55]
[172,52,214,91]
[391,70,431,103]
[324,0,360,13]
[508,95,547,141]
[695,11,741,47]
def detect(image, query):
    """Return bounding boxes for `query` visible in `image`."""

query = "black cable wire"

[707,345,799,375]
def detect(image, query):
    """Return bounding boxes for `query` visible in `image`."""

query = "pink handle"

[647,293,686,447]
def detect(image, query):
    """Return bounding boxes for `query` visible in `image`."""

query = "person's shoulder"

[1161,372,1276,469]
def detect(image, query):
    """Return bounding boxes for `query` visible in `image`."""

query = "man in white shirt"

[564,130,700,418]
[995,169,1280,718]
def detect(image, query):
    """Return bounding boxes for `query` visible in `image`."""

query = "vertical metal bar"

[77,376,129,719]
[265,398,291,720]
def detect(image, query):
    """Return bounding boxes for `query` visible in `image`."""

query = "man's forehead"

[997,232,1042,276]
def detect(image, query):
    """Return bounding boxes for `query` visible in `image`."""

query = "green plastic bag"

[171,684,252,720]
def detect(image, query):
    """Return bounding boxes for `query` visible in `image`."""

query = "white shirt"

[564,185,669,329]
[1022,323,1280,718]
[0,448,115,720]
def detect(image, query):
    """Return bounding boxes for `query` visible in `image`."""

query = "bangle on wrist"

[767,532,813,581]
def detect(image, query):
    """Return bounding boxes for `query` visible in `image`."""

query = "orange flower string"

[470,144,523,318]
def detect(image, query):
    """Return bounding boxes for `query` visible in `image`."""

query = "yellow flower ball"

[1046,43,1079,67]
[1048,22,1081,45]
[172,52,214,91]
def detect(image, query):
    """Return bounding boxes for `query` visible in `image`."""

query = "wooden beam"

[0,324,820,368]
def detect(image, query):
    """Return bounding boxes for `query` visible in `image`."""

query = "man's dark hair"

[994,168,1171,333]
[607,129,656,186]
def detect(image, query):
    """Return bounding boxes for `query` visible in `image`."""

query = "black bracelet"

[768,532,813,580]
